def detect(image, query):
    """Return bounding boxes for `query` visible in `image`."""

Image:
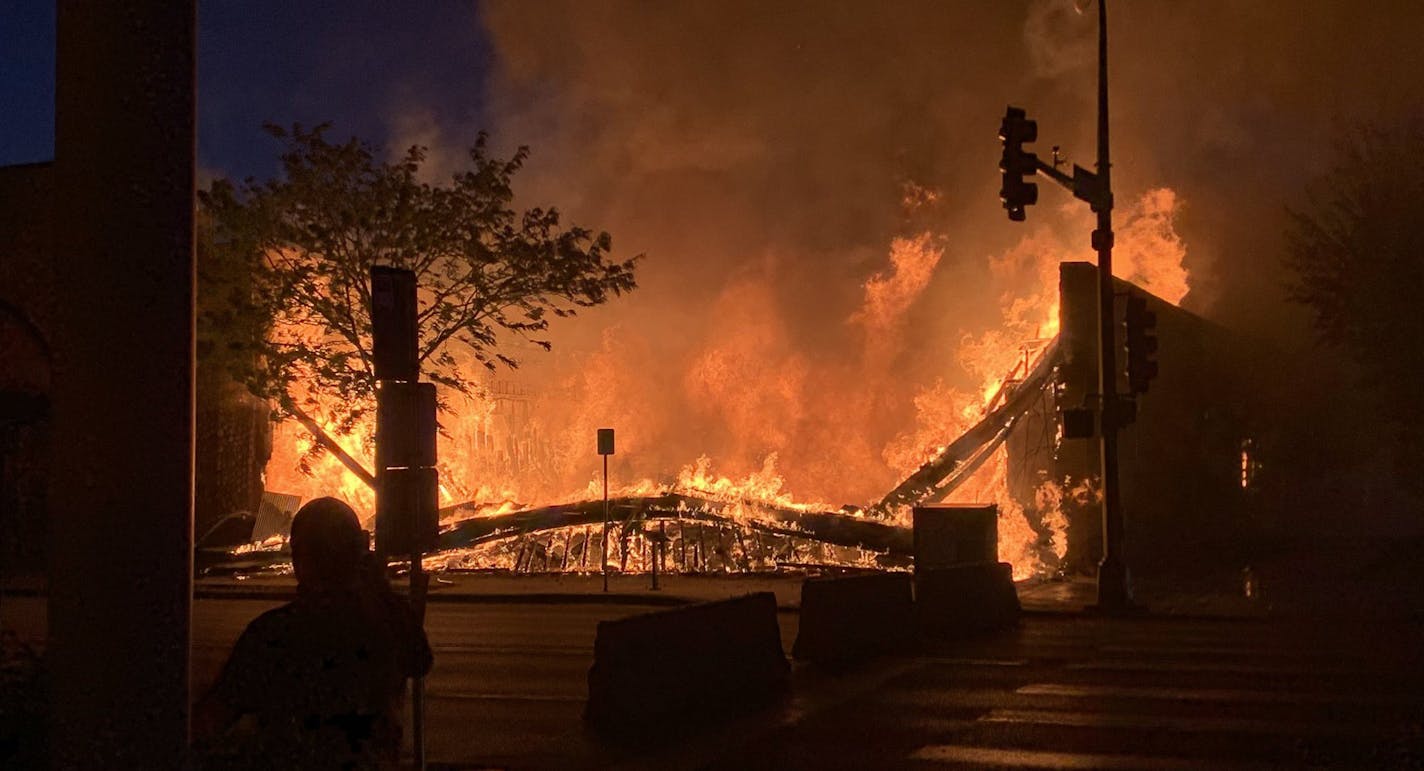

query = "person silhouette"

[194,497,432,769]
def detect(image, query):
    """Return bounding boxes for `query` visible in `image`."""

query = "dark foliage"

[1285,122,1424,498]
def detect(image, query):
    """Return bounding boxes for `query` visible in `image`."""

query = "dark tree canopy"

[1286,124,1424,351]
[1285,122,1424,496]
[198,123,639,474]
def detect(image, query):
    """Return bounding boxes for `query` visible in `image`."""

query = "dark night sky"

[196,0,493,180]
[5,1,1424,354]
[1,0,55,165]
[1,0,493,177]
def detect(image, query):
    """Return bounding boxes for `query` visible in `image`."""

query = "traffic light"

[370,266,420,382]
[998,106,1039,221]
[1061,406,1095,439]
[1124,292,1159,394]
[374,381,440,557]
[370,265,440,557]
[375,381,438,471]
[375,466,439,557]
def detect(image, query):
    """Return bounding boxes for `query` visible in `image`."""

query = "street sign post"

[598,428,614,592]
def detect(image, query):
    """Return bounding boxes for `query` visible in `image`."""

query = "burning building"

[218,187,1214,582]
[1043,261,1265,580]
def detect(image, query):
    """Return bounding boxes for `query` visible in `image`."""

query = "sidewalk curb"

[191,587,695,606]
[190,585,803,612]
[7,583,801,611]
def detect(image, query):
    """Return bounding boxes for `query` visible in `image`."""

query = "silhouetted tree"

[1285,122,1424,498]
[199,124,639,484]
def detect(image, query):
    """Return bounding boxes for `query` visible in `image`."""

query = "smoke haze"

[346,1,1424,506]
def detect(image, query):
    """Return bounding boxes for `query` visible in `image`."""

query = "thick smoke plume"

[270,2,1424,522]
[434,1,1194,507]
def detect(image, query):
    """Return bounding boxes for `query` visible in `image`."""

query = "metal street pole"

[602,453,610,592]
[1092,0,1133,612]
[597,428,615,592]
[410,548,427,771]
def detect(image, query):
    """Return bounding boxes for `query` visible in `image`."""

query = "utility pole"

[998,0,1134,612]
[1089,0,1133,612]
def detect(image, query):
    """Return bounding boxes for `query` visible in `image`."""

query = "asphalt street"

[185,598,747,768]
[714,613,1424,770]
[6,586,1424,769]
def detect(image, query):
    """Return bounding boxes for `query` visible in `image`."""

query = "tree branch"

[288,401,377,489]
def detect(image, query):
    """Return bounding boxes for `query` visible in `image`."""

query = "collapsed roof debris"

[201,340,1061,575]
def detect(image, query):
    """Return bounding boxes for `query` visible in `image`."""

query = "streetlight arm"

[1032,156,1075,191]
[1031,157,1113,213]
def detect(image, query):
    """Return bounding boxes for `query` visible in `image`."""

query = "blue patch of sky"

[199,1,494,182]
[1,2,493,175]
[0,0,56,166]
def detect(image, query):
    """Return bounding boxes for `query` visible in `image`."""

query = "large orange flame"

[263,188,1190,578]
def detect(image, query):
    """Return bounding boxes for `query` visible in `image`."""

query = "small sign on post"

[598,428,614,592]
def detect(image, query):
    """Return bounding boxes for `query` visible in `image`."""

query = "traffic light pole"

[1000,0,1133,612]
[1090,0,1133,612]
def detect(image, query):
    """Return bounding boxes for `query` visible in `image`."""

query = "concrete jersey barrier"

[793,572,914,666]
[915,562,1021,637]
[585,591,789,735]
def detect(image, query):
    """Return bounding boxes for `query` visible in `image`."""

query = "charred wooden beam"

[870,338,1059,514]
[435,492,912,555]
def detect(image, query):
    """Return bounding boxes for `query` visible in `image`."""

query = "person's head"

[289,497,368,590]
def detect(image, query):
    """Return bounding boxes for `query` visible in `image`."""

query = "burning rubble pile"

[217,189,1190,581]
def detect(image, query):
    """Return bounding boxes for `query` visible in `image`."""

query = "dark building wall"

[0,163,58,333]
[0,3,198,766]
[0,301,52,576]
[1032,262,1261,577]
[0,166,59,578]
[50,0,195,759]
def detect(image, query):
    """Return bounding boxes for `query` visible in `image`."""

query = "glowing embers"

[1239,438,1259,491]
